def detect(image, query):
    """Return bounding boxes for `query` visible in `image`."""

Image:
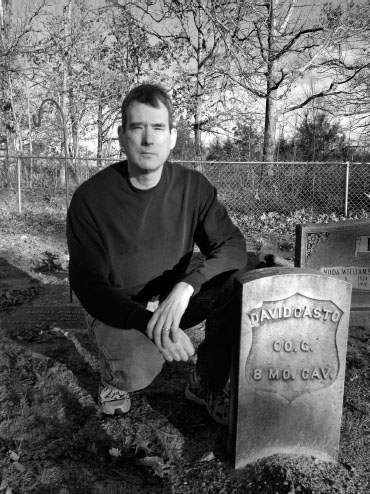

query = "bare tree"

[0,0,48,158]
[93,4,166,160]
[119,0,228,156]
[320,2,370,147]
[200,0,370,163]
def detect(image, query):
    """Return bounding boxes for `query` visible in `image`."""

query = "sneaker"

[185,369,230,425]
[98,384,131,415]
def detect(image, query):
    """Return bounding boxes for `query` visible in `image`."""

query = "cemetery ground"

[0,191,369,494]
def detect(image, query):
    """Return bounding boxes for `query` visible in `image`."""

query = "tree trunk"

[193,2,204,158]
[25,74,34,188]
[262,0,278,176]
[68,57,79,175]
[97,93,103,163]
[60,0,73,187]
[263,90,278,164]
[1,0,12,186]
[8,72,23,157]
[194,91,202,157]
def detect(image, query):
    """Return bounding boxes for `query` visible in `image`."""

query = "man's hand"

[146,282,194,360]
[157,328,195,362]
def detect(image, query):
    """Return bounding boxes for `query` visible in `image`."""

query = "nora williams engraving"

[245,293,342,402]
[320,266,370,290]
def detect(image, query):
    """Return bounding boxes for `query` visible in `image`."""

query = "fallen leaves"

[198,451,215,463]
[108,447,122,458]
[8,451,26,473]
[0,286,40,312]
[230,208,369,252]
[135,455,173,478]
[0,479,13,494]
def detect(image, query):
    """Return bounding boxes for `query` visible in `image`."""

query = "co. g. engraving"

[272,339,312,352]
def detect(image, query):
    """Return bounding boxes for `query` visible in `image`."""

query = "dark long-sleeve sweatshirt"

[67,160,247,331]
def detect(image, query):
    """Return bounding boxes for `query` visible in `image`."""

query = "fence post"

[344,161,350,217]
[17,157,22,214]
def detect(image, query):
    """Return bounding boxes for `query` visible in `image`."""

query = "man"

[67,83,247,425]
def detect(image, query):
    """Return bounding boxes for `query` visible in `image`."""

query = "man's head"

[118,84,177,187]
[121,83,174,132]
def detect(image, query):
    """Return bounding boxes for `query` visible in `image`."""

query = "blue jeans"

[86,269,243,392]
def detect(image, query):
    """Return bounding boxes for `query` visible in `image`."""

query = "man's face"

[119,100,177,176]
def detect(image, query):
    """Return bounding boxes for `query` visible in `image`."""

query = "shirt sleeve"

[67,192,152,331]
[180,177,247,294]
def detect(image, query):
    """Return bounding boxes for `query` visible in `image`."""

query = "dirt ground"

[0,223,369,493]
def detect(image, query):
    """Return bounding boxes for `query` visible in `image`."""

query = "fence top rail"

[0,155,120,162]
[174,160,370,165]
[1,155,370,166]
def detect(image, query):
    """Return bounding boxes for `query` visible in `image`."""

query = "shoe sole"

[99,398,131,415]
[100,401,131,415]
[100,406,130,416]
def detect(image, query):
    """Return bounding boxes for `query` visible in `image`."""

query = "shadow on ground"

[0,249,275,467]
[0,256,236,493]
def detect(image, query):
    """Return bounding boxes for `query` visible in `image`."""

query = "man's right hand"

[156,328,195,362]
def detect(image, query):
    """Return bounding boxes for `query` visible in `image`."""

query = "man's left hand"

[146,281,194,348]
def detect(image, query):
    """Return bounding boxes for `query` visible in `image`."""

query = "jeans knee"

[87,318,165,391]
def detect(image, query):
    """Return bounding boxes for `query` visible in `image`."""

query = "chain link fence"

[1,156,370,216]
[182,160,370,217]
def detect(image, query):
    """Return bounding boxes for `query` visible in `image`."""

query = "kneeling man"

[67,84,247,424]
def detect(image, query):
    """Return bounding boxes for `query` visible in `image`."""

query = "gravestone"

[295,218,370,328]
[1,306,86,331]
[228,267,352,469]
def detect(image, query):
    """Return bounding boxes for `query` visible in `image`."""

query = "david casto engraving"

[248,305,341,326]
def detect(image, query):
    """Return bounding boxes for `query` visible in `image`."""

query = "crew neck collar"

[123,161,168,193]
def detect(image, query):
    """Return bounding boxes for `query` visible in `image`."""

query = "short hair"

[121,83,174,131]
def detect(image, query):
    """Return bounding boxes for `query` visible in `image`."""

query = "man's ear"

[170,127,177,150]
[118,125,125,148]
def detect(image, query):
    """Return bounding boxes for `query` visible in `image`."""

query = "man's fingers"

[153,325,165,349]
[160,349,174,362]
[163,347,181,361]
[170,324,180,344]
[161,326,172,348]
[153,324,195,363]
[146,283,192,343]
[159,345,182,362]
[146,312,160,340]
[147,309,169,339]
[185,341,195,357]
[146,322,153,340]
[178,329,195,357]
[174,345,188,361]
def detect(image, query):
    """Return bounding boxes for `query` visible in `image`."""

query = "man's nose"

[142,126,154,145]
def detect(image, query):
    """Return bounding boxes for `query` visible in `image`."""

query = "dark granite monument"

[228,267,352,469]
[295,218,370,328]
